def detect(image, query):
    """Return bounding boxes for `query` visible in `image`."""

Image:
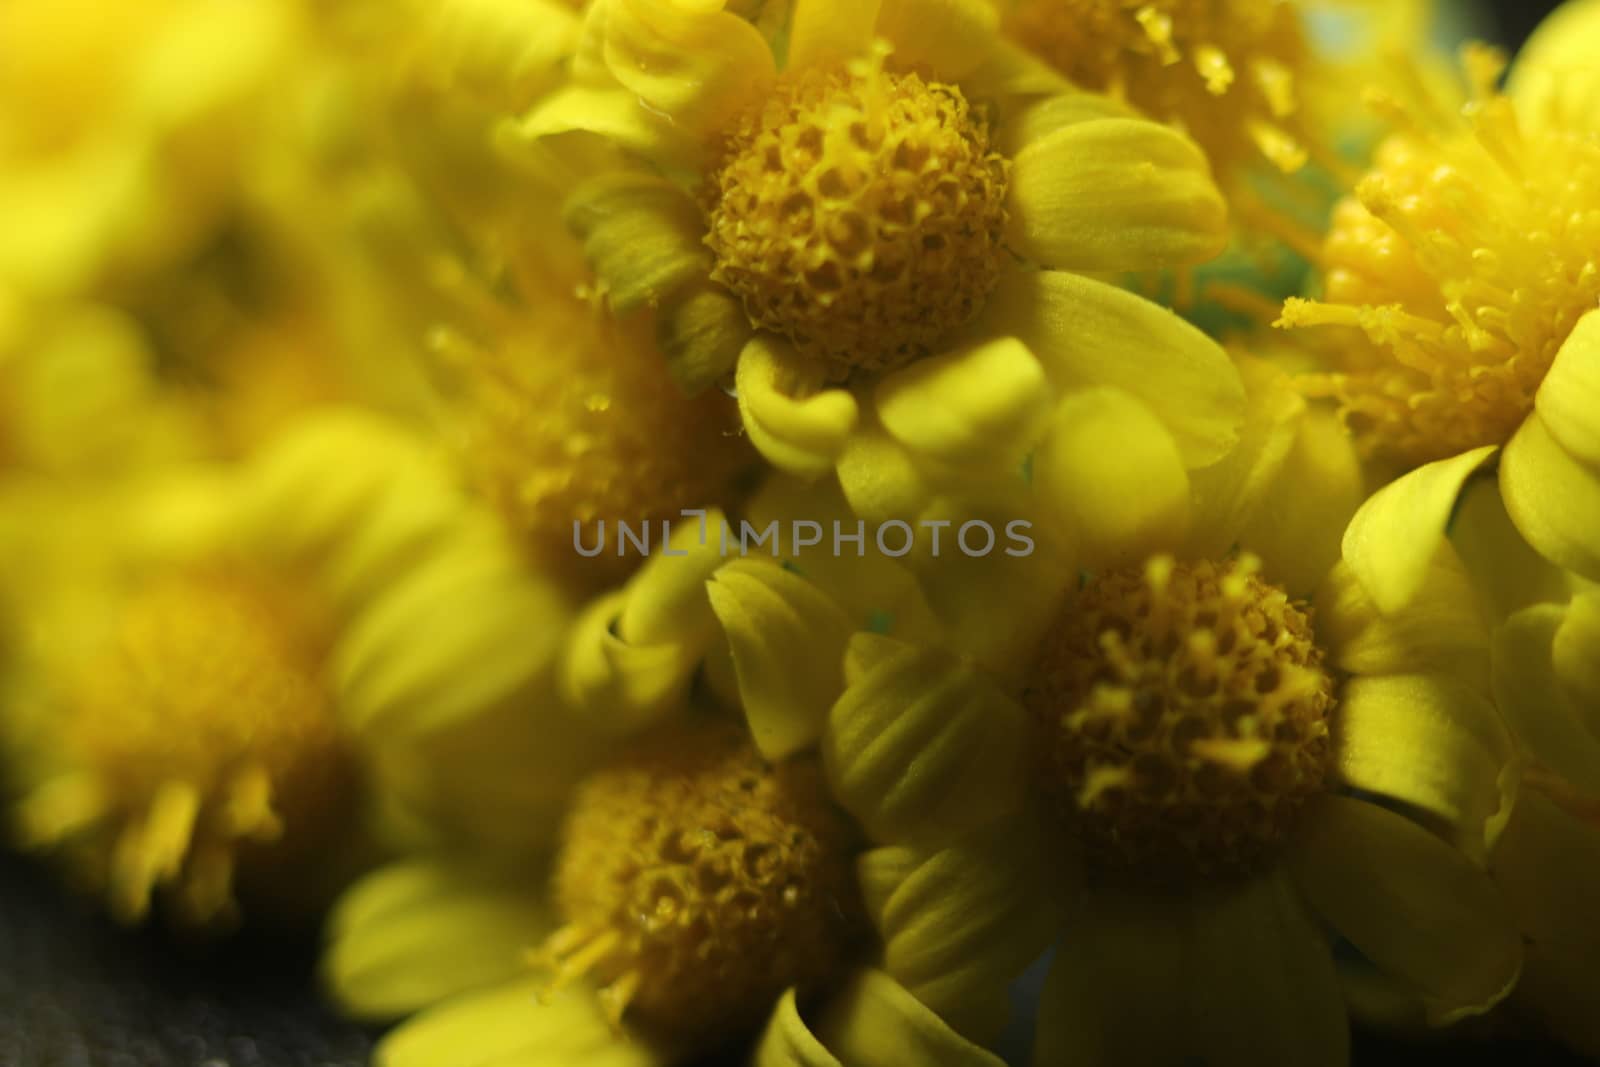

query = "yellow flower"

[1,411,579,928]
[711,375,1525,1064]
[517,0,1241,502]
[1507,0,1600,138]
[324,517,1004,1065]
[1441,478,1600,1058]
[1277,46,1600,582]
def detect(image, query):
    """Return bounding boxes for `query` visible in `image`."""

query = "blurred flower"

[1,412,578,928]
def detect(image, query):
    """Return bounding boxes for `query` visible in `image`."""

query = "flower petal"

[1490,790,1600,1059]
[1034,386,1192,570]
[655,280,751,393]
[874,337,1052,469]
[1448,471,1573,620]
[1288,795,1523,1027]
[512,84,697,173]
[874,0,999,81]
[825,634,1027,847]
[858,840,1059,1043]
[324,861,550,1021]
[602,0,776,140]
[1007,117,1227,271]
[707,560,854,760]
[564,173,709,315]
[1340,446,1499,614]
[376,978,671,1067]
[1554,591,1600,721]
[994,92,1138,158]
[1315,549,1491,686]
[1536,307,1600,467]
[735,337,860,478]
[755,970,1008,1067]
[982,269,1245,466]
[1501,411,1600,581]
[788,0,881,69]
[1186,873,1348,1067]
[1332,673,1514,858]
[1492,604,1600,787]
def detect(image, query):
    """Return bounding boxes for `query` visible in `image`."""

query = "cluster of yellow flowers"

[1,0,1598,1064]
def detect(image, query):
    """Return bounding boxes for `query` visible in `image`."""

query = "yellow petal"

[994,92,1139,158]
[1537,307,1600,467]
[413,0,580,107]
[788,0,880,69]
[1007,117,1227,271]
[324,861,550,1021]
[1490,790,1600,1058]
[1340,445,1499,614]
[655,281,751,394]
[603,0,776,139]
[874,337,1051,469]
[1509,0,1600,138]
[1492,604,1600,787]
[706,560,854,760]
[376,978,671,1067]
[1186,873,1348,1067]
[1315,550,1491,686]
[1034,387,1191,570]
[1501,411,1600,582]
[873,0,998,81]
[1448,471,1573,620]
[834,415,941,524]
[512,84,698,173]
[857,843,1057,1044]
[755,970,1007,1067]
[1184,355,1304,561]
[1288,795,1522,1027]
[1554,591,1600,719]
[1238,405,1365,598]
[1031,887,1191,1066]
[825,635,1027,847]
[735,337,860,477]
[564,173,709,315]
[1333,673,1514,858]
[983,269,1245,466]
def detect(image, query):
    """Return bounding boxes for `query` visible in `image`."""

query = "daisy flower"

[1276,43,1600,582]
[721,371,1523,1065]
[325,511,1001,1065]
[1,411,581,928]
[516,0,1243,504]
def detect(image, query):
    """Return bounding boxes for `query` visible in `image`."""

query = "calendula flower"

[716,368,1524,1065]
[1277,45,1600,582]
[325,520,1001,1065]
[1,412,580,928]
[517,0,1241,503]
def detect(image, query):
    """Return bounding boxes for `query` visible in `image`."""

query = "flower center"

[446,285,750,582]
[704,53,1010,379]
[541,718,862,1046]
[1022,555,1336,881]
[52,570,351,925]
[1279,62,1600,465]
[1002,0,1312,176]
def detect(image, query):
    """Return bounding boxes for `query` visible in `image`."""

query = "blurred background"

[0,0,1577,1065]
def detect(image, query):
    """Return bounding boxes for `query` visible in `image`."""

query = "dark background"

[0,1,1576,1065]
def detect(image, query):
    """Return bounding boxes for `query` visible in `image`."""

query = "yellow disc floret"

[23,569,351,926]
[1001,0,1312,176]
[542,718,862,1045]
[1023,555,1336,880]
[447,284,751,582]
[704,53,1011,379]
[1280,53,1600,464]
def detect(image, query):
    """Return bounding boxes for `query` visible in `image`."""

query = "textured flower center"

[1022,555,1336,880]
[542,719,862,1045]
[53,570,350,924]
[447,286,750,582]
[703,55,1011,379]
[1279,64,1600,465]
[1003,0,1312,175]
